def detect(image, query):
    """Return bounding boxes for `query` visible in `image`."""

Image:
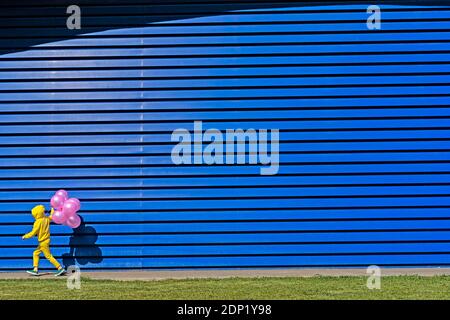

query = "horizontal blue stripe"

[3,107,450,122]
[4,254,450,269]
[1,163,450,177]
[18,32,450,48]
[2,75,450,91]
[4,185,450,202]
[2,174,450,188]
[3,208,450,223]
[2,130,450,145]
[5,42,450,59]
[2,53,450,69]
[3,197,450,212]
[4,230,450,246]
[1,97,450,112]
[4,119,450,134]
[0,143,449,158]
[3,64,450,82]
[4,152,448,168]
[2,86,450,101]
[6,242,450,259]
[5,219,450,235]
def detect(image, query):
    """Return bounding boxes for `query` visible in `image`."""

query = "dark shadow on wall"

[0,0,449,56]
[62,216,103,268]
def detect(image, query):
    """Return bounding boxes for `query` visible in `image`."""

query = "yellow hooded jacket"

[23,205,53,242]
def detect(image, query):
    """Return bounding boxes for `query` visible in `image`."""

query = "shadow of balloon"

[62,216,103,268]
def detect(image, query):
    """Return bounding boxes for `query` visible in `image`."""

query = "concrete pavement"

[1,268,450,281]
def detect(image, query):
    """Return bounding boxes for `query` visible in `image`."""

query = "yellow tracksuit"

[23,205,61,270]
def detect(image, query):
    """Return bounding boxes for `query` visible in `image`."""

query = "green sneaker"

[26,270,39,276]
[54,268,66,277]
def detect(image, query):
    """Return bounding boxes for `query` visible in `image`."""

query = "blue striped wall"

[1,1,450,270]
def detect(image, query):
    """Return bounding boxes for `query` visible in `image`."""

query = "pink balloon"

[66,214,81,229]
[62,221,70,227]
[50,195,65,210]
[66,198,81,212]
[55,189,68,201]
[62,200,78,217]
[51,210,67,225]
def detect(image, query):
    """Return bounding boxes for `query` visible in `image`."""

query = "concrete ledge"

[2,268,450,280]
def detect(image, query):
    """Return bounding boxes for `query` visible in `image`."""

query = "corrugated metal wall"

[1,1,450,270]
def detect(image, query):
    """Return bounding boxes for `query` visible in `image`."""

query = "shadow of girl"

[62,216,103,268]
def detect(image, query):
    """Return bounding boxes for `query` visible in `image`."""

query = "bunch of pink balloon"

[50,190,81,229]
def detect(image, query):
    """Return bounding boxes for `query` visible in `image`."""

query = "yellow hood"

[31,205,45,220]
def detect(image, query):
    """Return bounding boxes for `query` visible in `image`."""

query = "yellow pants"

[33,239,61,269]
